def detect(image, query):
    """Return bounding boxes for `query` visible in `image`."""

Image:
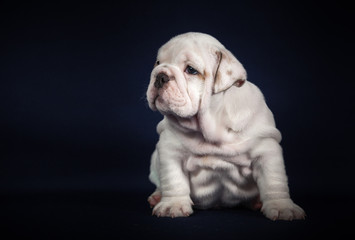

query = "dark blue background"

[1,0,354,239]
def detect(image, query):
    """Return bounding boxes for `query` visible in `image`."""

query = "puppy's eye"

[185,65,199,75]
[156,61,160,65]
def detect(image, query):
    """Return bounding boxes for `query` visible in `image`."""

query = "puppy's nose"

[154,72,170,89]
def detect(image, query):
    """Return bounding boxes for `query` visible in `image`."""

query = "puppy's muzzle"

[154,72,170,89]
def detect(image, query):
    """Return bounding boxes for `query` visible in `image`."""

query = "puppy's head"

[146,32,246,118]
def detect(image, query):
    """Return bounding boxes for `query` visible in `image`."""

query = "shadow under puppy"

[146,32,305,221]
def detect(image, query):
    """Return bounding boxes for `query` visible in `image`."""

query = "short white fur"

[146,32,305,220]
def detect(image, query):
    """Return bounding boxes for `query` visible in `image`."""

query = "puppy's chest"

[185,153,252,177]
[173,126,254,178]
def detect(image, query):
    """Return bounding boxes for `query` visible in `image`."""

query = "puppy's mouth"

[152,81,170,107]
[152,80,187,113]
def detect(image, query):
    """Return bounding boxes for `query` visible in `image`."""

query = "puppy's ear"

[213,49,247,94]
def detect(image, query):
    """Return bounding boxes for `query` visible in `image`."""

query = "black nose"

[154,72,170,89]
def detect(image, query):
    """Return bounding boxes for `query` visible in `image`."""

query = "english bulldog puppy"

[146,32,305,220]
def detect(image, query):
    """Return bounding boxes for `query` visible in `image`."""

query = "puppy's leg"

[251,139,305,221]
[152,142,193,218]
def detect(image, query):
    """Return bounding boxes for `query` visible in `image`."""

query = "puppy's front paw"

[152,196,193,218]
[262,199,305,221]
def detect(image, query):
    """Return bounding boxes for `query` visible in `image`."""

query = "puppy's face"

[146,33,246,118]
[147,36,210,118]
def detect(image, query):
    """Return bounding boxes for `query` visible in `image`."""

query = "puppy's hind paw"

[148,190,162,208]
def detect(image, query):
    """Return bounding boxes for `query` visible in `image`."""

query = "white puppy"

[146,32,305,220]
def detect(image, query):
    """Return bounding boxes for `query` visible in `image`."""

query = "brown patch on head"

[227,70,233,76]
[204,71,209,79]
[194,70,208,81]
[197,70,208,81]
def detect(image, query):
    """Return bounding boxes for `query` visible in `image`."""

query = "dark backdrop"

[1,0,354,239]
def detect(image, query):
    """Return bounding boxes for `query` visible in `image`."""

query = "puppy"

[146,32,305,220]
